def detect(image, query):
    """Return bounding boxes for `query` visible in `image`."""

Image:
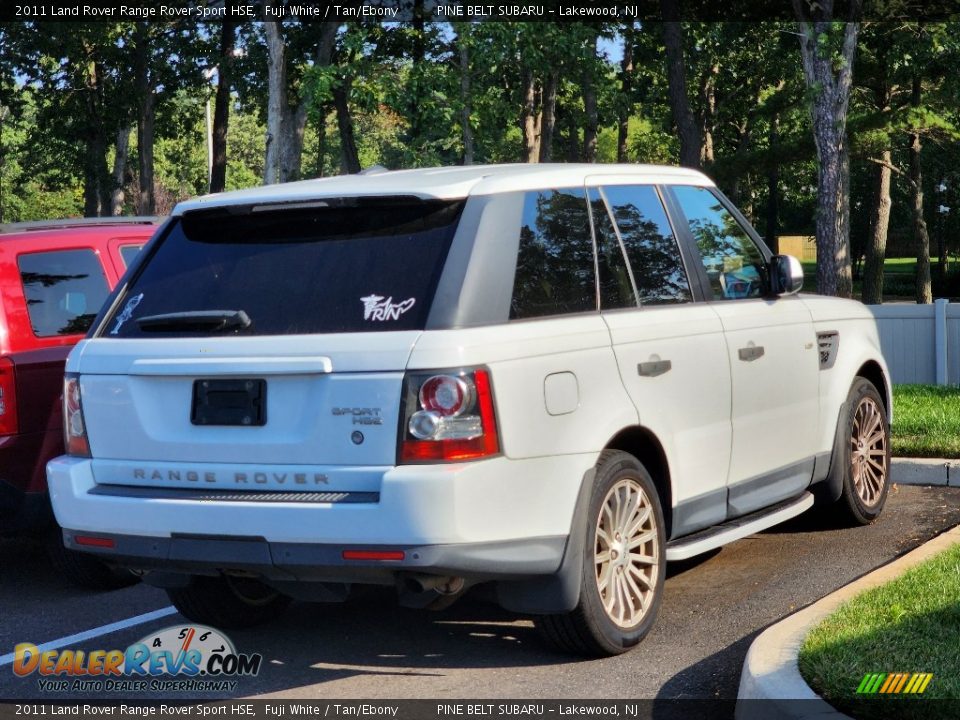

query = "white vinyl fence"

[868,299,960,386]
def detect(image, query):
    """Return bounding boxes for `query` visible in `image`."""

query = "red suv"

[0,217,161,588]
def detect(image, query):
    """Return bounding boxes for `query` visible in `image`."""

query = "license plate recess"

[191,378,266,426]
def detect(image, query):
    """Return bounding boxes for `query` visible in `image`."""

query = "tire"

[834,378,891,526]
[46,528,140,591]
[536,450,666,657]
[167,575,290,629]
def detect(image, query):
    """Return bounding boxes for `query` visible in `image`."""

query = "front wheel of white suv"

[536,451,666,657]
[834,378,891,526]
[167,576,290,629]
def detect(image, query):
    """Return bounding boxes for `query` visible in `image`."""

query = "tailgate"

[74,334,417,492]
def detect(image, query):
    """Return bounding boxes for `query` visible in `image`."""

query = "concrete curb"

[892,457,960,487]
[736,523,960,719]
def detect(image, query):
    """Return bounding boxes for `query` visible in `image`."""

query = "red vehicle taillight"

[63,373,91,457]
[0,358,17,435]
[399,367,500,463]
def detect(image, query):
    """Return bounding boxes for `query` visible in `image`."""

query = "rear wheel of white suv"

[536,451,666,656]
[167,576,290,629]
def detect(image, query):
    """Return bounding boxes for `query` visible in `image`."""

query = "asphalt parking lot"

[2,484,959,710]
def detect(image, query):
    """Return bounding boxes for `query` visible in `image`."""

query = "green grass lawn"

[799,544,960,717]
[892,385,960,458]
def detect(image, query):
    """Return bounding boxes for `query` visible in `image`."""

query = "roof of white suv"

[173,163,714,216]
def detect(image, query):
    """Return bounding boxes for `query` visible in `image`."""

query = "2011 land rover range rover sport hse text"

[47,164,892,656]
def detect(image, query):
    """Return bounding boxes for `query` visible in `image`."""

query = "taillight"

[0,358,17,435]
[63,373,91,457]
[399,367,500,463]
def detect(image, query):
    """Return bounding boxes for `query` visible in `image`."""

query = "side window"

[510,188,596,319]
[672,185,767,301]
[602,185,692,306]
[18,249,110,337]
[119,244,143,268]
[588,188,636,309]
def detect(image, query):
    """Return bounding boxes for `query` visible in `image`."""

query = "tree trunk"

[210,21,236,194]
[279,103,307,182]
[333,81,361,174]
[315,106,327,178]
[263,18,286,185]
[861,74,892,305]
[132,25,156,214]
[110,125,130,216]
[861,152,892,304]
[458,31,474,165]
[81,53,110,217]
[137,91,155,214]
[909,74,932,304]
[82,139,100,218]
[699,64,718,165]
[564,108,580,162]
[660,14,701,169]
[582,71,598,163]
[310,24,339,179]
[579,32,599,163]
[765,115,780,253]
[740,173,754,222]
[539,72,558,163]
[728,119,752,206]
[795,16,859,298]
[521,69,539,163]
[618,24,634,163]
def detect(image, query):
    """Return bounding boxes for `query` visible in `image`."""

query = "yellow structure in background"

[778,235,817,262]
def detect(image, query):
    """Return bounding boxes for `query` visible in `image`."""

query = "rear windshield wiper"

[136,310,252,332]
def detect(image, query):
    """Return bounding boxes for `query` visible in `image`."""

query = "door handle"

[738,345,765,362]
[638,360,672,377]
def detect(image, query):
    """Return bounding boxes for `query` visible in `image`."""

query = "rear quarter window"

[18,249,110,337]
[510,188,596,320]
[104,199,463,337]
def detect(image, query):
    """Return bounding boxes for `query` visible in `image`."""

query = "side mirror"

[770,254,804,296]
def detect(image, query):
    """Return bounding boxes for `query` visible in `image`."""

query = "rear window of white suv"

[103,198,464,337]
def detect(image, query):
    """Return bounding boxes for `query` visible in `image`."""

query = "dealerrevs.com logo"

[13,625,262,693]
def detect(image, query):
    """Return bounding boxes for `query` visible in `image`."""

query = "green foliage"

[0,12,957,293]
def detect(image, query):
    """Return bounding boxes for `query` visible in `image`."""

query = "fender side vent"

[817,331,839,370]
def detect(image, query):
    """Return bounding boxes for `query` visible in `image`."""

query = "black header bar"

[2,0,960,23]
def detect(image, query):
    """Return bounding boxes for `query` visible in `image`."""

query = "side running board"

[665,492,814,562]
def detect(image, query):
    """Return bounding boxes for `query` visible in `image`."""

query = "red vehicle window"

[17,249,111,337]
[119,244,143,268]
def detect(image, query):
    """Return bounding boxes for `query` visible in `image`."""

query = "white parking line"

[0,606,178,667]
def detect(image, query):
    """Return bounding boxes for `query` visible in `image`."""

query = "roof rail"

[0,216,164,234]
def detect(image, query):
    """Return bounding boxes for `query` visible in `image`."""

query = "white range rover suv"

[48,164,891,656]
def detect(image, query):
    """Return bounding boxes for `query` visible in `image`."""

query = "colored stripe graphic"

[879,673,897,693]
[857,673,887,694]
[857,672,933,695]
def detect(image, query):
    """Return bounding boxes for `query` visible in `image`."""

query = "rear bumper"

[47,452,593,582]
[60,528,566,583]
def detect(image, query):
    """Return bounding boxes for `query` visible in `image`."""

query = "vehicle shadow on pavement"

[240,586,558,675]
[653,633,756,718]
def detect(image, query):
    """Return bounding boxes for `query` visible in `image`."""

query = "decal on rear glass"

[110,293,144,335]
[360,294,416,322]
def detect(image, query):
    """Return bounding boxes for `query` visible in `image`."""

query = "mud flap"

[495,467,595,615]
[813,399,850,504]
